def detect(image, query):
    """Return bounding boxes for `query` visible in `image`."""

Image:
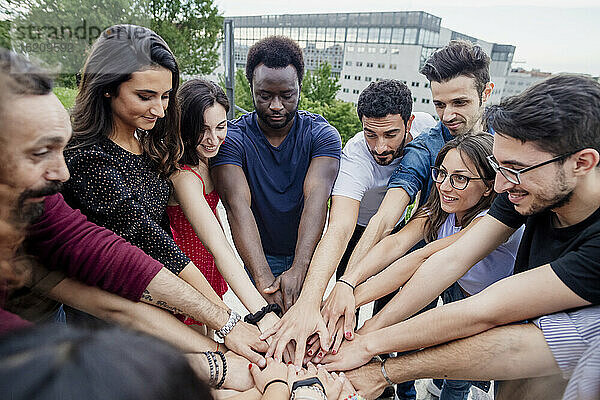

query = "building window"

[346,46,354,52]
[342,88,349,93]
[377,63,385,69]
[376,77,381,82]
[353,89,360,94]
[368,47,376,53]
[356,61,363,67]
[421,98,430,104]
[366,62,374,67]
[357,47,365,53]
[344,74,351,79]
[413,97,417,103]
[345,61,352,66]
[391,48,400,55]
[365,76,372,82]
[354,75,361,81]
[380,48,387,54]
[424,82,430,88]
[411,81,419,87]
[389,64,397,70]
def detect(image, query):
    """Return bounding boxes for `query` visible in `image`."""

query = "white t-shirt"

[437,210,524,295]
[332,112,437,226]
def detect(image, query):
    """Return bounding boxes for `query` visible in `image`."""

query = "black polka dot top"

[63,137,190,275]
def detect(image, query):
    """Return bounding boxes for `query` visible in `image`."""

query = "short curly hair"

[357,79,413,125]
[420,40,490,97]
[245,36,304,87]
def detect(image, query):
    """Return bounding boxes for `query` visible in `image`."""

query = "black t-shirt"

[488,192,600,304]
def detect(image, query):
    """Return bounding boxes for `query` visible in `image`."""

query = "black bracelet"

[337,278,356,291]
[244,303,283,325]
[211,351,219,388]
[202,351,215,386]
[215,351,227,389]
[264,379,288,392]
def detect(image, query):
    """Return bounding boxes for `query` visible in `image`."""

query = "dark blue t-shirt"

[211,111,342,256]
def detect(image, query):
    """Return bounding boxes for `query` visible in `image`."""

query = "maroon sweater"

[26,193,163,301]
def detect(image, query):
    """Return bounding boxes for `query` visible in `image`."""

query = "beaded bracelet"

[342,392,366,400]
[202,351,216,386]
[214,351,227,389]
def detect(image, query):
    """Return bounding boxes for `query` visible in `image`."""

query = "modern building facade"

[221,11,516,115]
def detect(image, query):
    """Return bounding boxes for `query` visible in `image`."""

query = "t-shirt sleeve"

[311,119,342,160]
[65,151,189,274]
[210,125,244,168]
[331,144,371,201]
[26,194,163,301]
[550,233,600,304]
[387,141,431,203]
[488,192,527,229]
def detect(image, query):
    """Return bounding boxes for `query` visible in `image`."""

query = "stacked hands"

[250,359,357,400]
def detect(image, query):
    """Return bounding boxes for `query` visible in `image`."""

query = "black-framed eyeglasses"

[487,150,581,185]
[431,166,483,190]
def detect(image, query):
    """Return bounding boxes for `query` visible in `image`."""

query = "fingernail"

[307,350,313,356]
[318,352,323,358]
[288,361,292,365]
[332,350,337,355]
[345,331,351,339]
[248,363,252,369]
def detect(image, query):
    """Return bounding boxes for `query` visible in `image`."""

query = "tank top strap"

[180,164,207,196]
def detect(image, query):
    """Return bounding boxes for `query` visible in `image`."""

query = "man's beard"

[254,99,298,130]
[516,169,574,216]
[17,181,63,223]
[371,145,404,166]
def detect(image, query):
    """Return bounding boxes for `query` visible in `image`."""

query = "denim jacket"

[388,121,454,204]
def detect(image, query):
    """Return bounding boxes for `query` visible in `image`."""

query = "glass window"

[368,47,376,53]
[391,28,404,44]
[380,48,387,54]
[357,46,365,53]
[346,28,357,42]
[346,45,354,52]
[267,27,275,37]
[253,27,260,40]
[298,28,307,41]
[368,27,379,43]
[365,76,372,82]
[353,89,359,94]
[404,28,418,44]
[380,28,392,44]
[378,63,385,68]
[345,61,352,66]
[335,28,346,42]
[356,61,363,66]
[317,27,326,41]
[326,27,335,42]
[366,62,373,67]
[308,27,317,41]
[357,27,368,42]
[390,64,397,70]
[354,75,361,80]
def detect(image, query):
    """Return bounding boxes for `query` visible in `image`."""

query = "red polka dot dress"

[167,165,228,300]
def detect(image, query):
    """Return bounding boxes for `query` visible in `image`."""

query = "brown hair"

[69,25,183,178]
[413,132,496,243]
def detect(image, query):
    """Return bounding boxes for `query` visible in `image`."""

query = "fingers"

[331,324,345,355]
[282,342,294,364]
[293,335,308,368]
[272,332,293,363]
[305,339,321,359]
[343,306,355,341]
[306,362,318,375]
[248,362,262,389]
[263,277,281,294]
[260,318,282,341]
[241,346,267,368]
[316,317,331,352]
[307,333,319,346]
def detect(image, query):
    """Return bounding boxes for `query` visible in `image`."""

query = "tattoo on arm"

[141,290,188,317]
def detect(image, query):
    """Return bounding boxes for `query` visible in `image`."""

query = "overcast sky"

[215,0,600,76]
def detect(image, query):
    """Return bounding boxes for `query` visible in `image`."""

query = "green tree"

[137,0,223,75]
[301,62,341,105]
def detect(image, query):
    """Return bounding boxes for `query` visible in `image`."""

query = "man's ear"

[573,148,600,176]
[481,82,494,104]
[405,114,415,134]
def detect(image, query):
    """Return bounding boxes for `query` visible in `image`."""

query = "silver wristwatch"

[215,310,241,339]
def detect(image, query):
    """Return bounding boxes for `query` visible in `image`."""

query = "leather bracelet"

[381,358,395,386]
[244,303,283,325]
[216,310,241,339]
[337,278,356,291]
[264,379,288,392]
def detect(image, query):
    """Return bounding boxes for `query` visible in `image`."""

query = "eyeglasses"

[431,166,483,190]
[486,150,580,185]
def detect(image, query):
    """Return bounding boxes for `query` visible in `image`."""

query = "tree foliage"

[301,62,341,105]
[4,0,222,87]
[136,0,223,76]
